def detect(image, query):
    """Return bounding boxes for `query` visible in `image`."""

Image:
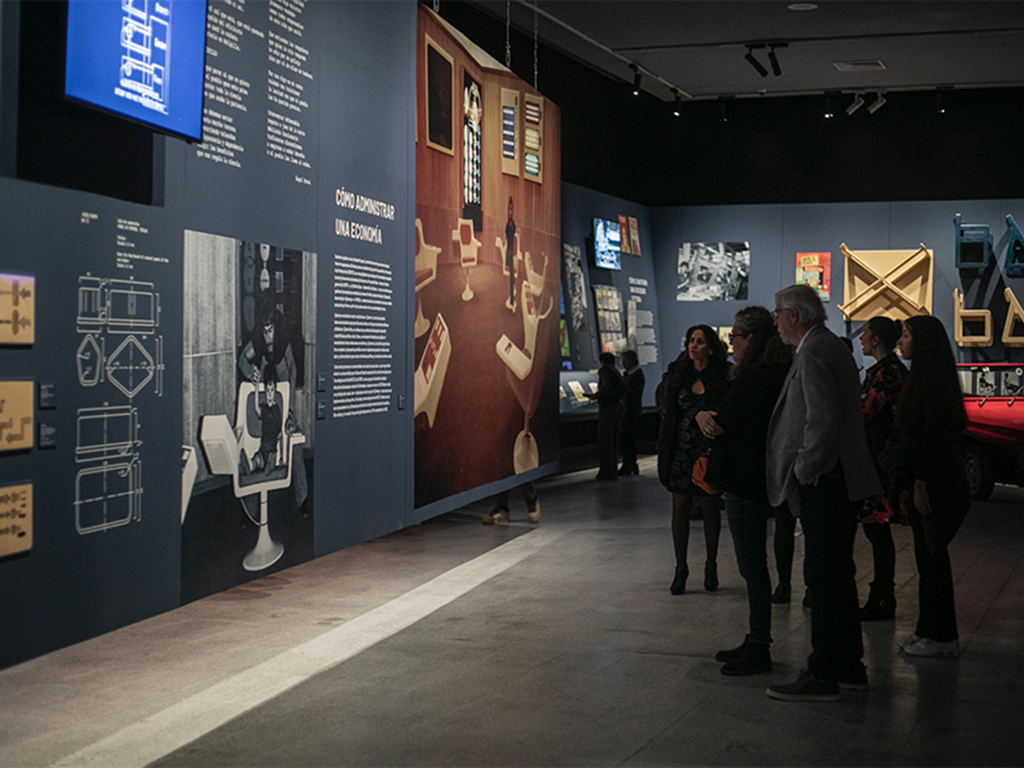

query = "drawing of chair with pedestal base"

[452,218,481,301]
[495,280,553,473]
[415,218,440,338]
[199,381,305,572]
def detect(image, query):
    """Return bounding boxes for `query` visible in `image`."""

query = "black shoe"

[860,582,896,621]
[802,588,812,608]
[838,663,869,691]
[670,567,688,595]
[767,670,840,702]
[722,642,772,676]
[715,636,749,662]
[704,561,719,592]
[771,582,792,604]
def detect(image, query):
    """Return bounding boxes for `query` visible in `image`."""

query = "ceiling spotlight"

[823,92,834,119]
[867,91,887,114]
[845,93,865,116]
[744,46,769,78]
[767,44,786,77]
[719,97,730,123]
[937,86,952,114]
[672,89,682,117]
[631,64,642,96]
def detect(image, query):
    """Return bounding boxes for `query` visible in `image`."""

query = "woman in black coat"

[887,315,969,658]
[701,307,791,675]
[655,325,730,594]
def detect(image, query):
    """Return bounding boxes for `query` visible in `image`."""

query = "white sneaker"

[483,508,510,525]
[903,637,961,658]
[527,501,541,524]
[899,634,923,649]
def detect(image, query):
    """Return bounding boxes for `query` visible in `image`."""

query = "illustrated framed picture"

[425,35,454,156]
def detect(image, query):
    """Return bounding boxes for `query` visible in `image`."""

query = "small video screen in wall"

[593,218,622,270]
[64,0,208,142]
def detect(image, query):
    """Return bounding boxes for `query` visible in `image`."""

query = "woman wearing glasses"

[701,307,792,675]
[656,324,730,594]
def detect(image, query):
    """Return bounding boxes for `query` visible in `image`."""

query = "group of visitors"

[655,284,970,701]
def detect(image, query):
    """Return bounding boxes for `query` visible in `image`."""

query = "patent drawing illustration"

[76,275,164,398]
[120,0,170,114]
[74,405,143,535]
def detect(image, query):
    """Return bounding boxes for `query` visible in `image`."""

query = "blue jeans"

[724,493,773,645]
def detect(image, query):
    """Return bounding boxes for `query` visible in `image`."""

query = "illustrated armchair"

[415,218,440,338]
[452,218,481,301]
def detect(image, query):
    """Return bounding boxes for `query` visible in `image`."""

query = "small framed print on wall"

[523,94,543,184]
[425,35,454,156]
[500,88,520,176]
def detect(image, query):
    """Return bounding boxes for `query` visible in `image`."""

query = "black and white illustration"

[562,243,588,331]
[676,241,750,302]
[181,231,316,600]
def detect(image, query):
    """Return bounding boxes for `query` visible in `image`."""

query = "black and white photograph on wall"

[181,231,317,603]
[676,241,750,302]
[562,243,588,331]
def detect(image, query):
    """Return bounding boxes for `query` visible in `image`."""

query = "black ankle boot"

[771,582,791,604]
[860,582,896,621]
[704,561,719,592]
[670,566,689,595]
[721,641,773,676]
[715,636,748,662]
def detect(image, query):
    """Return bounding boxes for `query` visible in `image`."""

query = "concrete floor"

[3,456,1024,767]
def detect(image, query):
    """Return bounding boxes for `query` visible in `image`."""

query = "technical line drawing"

[74,405,143,535]
[120,0,170,114]
[78,275,161,334]
[76,275,163,399]
[75,460,143,535]
[75,405,141,463]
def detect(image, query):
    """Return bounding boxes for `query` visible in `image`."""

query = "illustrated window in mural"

[462,71,482,227]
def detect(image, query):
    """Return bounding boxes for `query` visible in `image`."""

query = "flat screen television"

[592,217,622,270]
[64,0,209,142]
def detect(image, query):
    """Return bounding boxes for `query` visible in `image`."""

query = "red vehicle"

[958,363,1024,499]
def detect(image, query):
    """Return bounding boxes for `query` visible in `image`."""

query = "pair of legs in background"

[670,492,721,594]
[482,481,539,525]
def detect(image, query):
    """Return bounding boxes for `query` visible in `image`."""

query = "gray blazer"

[766,324,881,512]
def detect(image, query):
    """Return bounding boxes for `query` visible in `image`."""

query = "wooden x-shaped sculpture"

[838,243,933,321]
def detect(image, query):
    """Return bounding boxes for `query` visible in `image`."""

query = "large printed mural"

[414,8,562,509]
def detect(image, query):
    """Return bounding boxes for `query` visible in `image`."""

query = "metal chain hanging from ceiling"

[533,3,538,90]
[505,0,512,68]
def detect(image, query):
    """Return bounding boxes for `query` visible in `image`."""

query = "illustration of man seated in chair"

[241,366,283,476]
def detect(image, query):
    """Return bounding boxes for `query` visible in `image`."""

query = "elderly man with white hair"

[765,284,881,702]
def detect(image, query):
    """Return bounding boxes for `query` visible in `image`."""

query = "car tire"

[962,445,995,501]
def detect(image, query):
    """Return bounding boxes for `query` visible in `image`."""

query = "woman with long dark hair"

[656,325,730,594]
[858,316,908,621]
[884,315,969,658]
[701,307,792,674]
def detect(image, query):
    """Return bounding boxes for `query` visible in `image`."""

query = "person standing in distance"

[619,349,645,476]
[765,285,881,702]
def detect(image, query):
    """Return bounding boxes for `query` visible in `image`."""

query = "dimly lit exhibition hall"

[2,0,1024,765]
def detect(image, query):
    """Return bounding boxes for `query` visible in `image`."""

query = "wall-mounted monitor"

[593,217,622,270]
[64,0,209,142]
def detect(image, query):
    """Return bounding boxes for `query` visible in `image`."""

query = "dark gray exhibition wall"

[0,1,416,669]
[561,183,661,409]
[650,200,1024,365]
